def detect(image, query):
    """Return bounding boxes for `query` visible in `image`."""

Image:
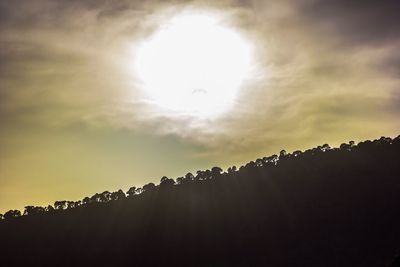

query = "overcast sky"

[1,0,399,213]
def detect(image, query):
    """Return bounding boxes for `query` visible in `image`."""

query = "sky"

[1,0,399,213]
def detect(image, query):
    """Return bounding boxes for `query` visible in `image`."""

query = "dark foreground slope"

[1,136,400,267]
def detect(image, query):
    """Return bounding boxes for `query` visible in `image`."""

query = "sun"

[134,12,253,118]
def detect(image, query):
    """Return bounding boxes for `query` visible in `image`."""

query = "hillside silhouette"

[1,135,400,266]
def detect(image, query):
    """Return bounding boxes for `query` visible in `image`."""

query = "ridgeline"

[1,136,400,266]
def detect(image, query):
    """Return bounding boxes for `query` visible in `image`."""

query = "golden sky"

[1,0,399,213]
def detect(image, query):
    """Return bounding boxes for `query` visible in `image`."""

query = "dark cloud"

[0,0,134,31]
[301,0,400,45]
[382,55,400,77]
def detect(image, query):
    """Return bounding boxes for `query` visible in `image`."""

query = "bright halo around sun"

[134,12,253,118]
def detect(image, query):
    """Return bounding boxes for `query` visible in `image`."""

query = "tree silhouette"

[24,206,45,216]
[45,205,54,212]
[176,177,184,185]
[211,166,223,179]
[82,197,90,205]
[23,206,34,216]
[142,182,156,193]
[177,172,194,184]
[110,190,126,201]
[185,172,194,181]
[54,201,67,210]
[99,191,111,203]
[74,200,82,207]
[195,170,203,181]
[135,187,143,195]
[160,177,175,188]
[160,176,169,183]
[67,201,75,209]
[227,166,237,173]
[89,193,99,203]
[1,135,400,266]
[3,210,21,219]
[126,187,136,197]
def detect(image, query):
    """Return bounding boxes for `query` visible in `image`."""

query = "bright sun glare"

[135,13,253,118]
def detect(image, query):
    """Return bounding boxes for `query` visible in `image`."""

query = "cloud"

[0,0,399,159]
[300,0,400,45]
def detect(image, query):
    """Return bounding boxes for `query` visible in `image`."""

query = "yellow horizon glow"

[134,13,254,118]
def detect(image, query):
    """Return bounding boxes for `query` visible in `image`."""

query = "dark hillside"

[1,136,400,266]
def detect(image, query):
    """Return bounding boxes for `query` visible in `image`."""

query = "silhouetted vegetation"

[1,135,400,266]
